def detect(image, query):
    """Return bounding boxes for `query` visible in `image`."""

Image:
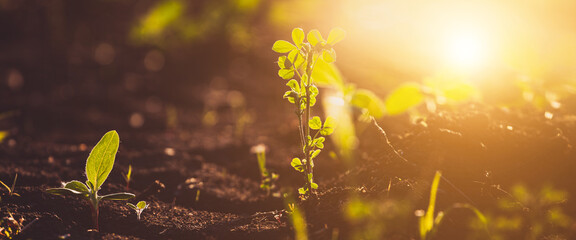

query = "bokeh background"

[4,0,576,113]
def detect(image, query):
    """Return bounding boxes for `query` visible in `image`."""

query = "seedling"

[0,211,23,239]
[46,130,135,231]
[251,144,278,196]
[273,27,344,198]
[417,171,487,240]
[418,171,442,240]
[126,201,149,220]
[0,174,20,199]
[122,164,132,190]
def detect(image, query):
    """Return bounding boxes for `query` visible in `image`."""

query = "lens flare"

[444,30,488,71]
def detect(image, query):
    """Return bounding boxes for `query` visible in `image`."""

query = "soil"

[3,69,576,239]
[2,2,576,240]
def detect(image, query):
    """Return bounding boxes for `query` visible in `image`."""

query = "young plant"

[251,144,279,196]
[46,130,135,231]
[0,174,20,199]
[273,27,344,198]
[0,211,23,239]
[126,201,149,221]
[417,171,487,240]
[418,171,443,240]
[122,164,132,190]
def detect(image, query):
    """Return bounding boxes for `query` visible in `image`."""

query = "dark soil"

[3,72,576,239]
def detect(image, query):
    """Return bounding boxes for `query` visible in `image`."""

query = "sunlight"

[443,29,488,71]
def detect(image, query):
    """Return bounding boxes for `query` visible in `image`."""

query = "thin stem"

[89,192,100,231]
[303,52,315,198]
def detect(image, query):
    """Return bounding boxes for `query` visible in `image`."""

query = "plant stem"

[304,53,314,198]
[90,193,99,231]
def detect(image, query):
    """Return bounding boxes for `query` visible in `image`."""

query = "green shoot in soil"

[127,201,149,221]
[46,130,135,231]
[417,171,488,240]
[0,174,20,199]
[418,171,442,240]
[122,164,133,190]
[251,144,278,196]
[0,211,23,239]
[273,27,344,198]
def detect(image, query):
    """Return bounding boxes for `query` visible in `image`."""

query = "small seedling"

[418,171,443,240]
[126,201,149,220]
[0,174,20,200]
[417,171,487,240]
[273,27,344,198]
[46,130,135,231]
[251,144,279,196]
[0,211,24,239]
[122,164,132,190]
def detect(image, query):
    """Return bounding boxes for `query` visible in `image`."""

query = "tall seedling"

[273,28,345,198]
[47,130,135,231]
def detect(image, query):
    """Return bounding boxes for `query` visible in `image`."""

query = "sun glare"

[444,30,488,71]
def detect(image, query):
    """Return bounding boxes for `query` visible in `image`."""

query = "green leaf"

[307,173,314,182]
[310,85,319,97]
[327,27,346,45]
[320,117,336,136]
[287,49,298,63]
[322,49,336,63]
[99,192,135,201]
[86,130,120,191]
[307,29,324,47]
[292,28,305,48]
[311,182,318,189]
[419,171,442,240]
[127,202,137,209]
[301,73,309,86]
[384,82,424,115]
[308,85,319,107]
[313,137,325,149]
[298,187,307,195]
[294,52,305,70]
[278,69,294,79]
[86,180,95,192]
[124,164,132,182]
[63,180,89,193]
[272,40,296,53]
[291,158,304,172]
[310,58,344,90]
[350,89,386,118]
[46,187,86,196]
[277,56,287,69]
[283,91,296,103]
[309,116,322,130]
[309,96,317,107]
[310,149,321,159]
[136,200,148,209]
[286,79,300,93]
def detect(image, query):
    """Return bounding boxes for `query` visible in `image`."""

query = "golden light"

[443,29,488,71]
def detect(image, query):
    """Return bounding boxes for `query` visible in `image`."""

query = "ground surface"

[2,69,576,240]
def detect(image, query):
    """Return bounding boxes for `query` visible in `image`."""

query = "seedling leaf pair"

[127,201,149,220]
[46,130,135,231]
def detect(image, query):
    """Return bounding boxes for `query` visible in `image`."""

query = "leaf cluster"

[274,28,344,198]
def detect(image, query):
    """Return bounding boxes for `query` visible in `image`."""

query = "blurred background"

[2,0,576,126]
